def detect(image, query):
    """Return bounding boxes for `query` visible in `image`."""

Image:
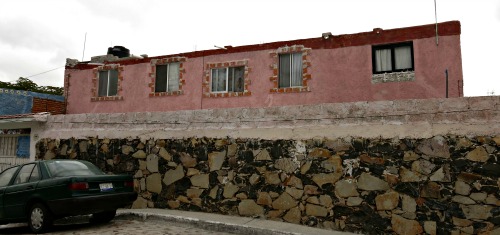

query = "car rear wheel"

[28,203,53,233]
[90,210,116,224]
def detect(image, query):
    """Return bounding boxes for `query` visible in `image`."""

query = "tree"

[0,77,64,96]
[0,80,15,89]
[38,86,64,96]
[13,77,39,91]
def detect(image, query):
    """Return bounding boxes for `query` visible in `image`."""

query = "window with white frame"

[211,66,245,93]
[279,52,303,88]
[155,63,180,93]
[98,69,118,97]
[372,42,414,74]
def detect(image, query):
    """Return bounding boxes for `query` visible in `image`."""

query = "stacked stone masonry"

[37,135,500,234]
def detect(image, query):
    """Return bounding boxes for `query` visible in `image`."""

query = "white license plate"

[99,183,113,192]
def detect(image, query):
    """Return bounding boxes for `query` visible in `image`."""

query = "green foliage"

[0,77,63,96]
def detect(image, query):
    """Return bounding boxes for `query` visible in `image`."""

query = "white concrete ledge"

[39,97,500,140]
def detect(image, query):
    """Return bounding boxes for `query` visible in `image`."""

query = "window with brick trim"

[211,66,245,93]
[98,69,118,96]
[279,53,303,88]
[372,42,414,74]
[149,57,186,97]
[203,60,250,98]
[155,63,180,93]
[269,45,311,93]
[91,64,123,102]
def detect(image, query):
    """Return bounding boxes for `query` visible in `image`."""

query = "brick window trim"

[149,57,187,97]
[203,59,251,98]
[91,64,124,102]
[269,45,312,94]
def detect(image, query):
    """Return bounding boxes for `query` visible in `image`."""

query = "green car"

[0,159,137,233]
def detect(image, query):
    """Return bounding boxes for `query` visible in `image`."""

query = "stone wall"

[36,135,499,234]
[34,96,499,234]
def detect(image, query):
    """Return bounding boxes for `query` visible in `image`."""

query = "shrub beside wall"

[37,136,500,234]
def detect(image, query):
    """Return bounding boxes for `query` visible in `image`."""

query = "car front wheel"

[28,203,53,233]
[90,210,116,224]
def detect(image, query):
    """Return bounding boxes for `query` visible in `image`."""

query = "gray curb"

[116,212,296,235]
[116,210,355,235]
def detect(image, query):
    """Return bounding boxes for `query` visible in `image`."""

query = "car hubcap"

[31,208,44,230]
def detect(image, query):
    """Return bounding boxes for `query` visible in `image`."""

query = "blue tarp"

[16,136,30,158]
[0,88,64,115]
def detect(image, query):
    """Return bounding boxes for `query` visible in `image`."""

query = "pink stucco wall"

[65,26,462,114]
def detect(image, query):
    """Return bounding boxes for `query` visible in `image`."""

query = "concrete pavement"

[116,208,355,235]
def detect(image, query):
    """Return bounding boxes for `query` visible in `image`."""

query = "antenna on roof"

[434,0,439,46]
[82,32,87,61]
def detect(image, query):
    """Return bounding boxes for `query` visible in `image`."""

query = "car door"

[3,163,40,219]
[0,166,20,220]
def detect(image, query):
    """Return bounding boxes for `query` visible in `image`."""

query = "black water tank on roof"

[107,46,130,58]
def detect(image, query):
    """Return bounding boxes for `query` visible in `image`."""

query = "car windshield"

[46,160,105,177]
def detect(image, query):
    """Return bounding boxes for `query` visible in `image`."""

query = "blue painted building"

[0,88,64,169]
[0,88,64,115]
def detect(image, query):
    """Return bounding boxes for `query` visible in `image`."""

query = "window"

[0,166,19,187]
[279,53,303,88]
[92,64,123,101]
[372,42,414,74]
[155,63,180,93]
[203,60,250,98]
[47,160,104,177]
[211,66,245,93]
[0,134,30,157]
[98,69,119,96]
[149,57,186,97]
[269,45,311,93]
[14,164,37,184]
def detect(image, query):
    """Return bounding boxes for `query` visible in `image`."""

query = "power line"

[25,65,65,78]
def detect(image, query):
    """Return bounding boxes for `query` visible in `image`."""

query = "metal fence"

[0,157,30,172]
[0,134,31,171]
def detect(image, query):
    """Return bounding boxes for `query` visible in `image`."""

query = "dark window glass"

[211,66,245,93]
[211,68,227,92]
[98,70,119,96]
[108,69,118,96]
[279,53,302,88]
[14,164,35,184]
[155,65,169,92]
[46,160,105,177]
[155,63,180,93]
[0,166,19,187]
[229,67,245,92]
[373,42,414,74]
[98,71,108,96]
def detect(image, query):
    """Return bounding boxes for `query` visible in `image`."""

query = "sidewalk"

[117,208,356,235]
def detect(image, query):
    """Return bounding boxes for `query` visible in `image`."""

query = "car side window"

[0,166,19,187]
[29,164,40,182]
[14,164,36,185]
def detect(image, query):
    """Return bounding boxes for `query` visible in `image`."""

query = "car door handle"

[27,185,34,190]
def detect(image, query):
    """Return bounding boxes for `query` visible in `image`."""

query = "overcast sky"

[1,0,499,96]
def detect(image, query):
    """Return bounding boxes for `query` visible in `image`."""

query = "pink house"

[64,21,462,114]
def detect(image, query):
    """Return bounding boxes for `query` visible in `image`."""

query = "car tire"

[90,210,116,224]
[28,203,53,234]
